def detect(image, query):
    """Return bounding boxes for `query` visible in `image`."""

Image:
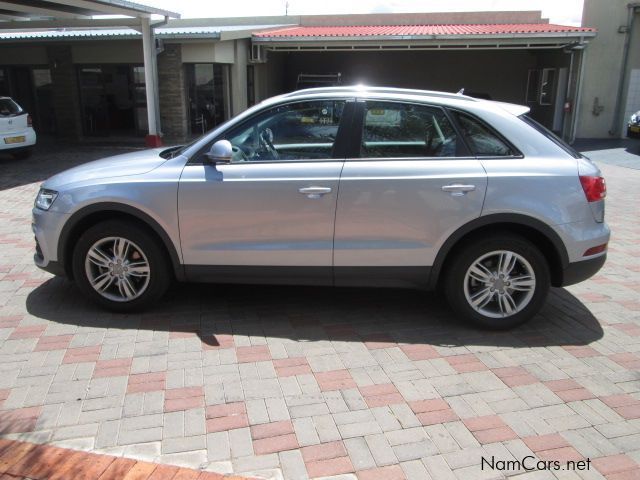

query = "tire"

[443,233,550,329]
[12,148,32,160]
[72,220,171,312]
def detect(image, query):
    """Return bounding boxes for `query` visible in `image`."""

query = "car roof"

[282,86,477,102]
[271,86,530,117]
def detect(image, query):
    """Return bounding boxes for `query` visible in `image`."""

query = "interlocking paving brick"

[205,402,249,433]
[314,369,357,391]
[359,383,404,408]
[127,372,167,394]
[164,387,205,412]
[357,464,406,480]
[463,415,518,444]
[62,345,101,364]
[408,398,459,426]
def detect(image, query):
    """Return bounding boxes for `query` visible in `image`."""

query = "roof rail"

[282,85,477,102]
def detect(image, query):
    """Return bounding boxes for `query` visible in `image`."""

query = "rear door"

[333,100,488,287]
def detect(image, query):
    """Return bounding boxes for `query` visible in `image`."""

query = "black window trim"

[187,97,356,165]
[347,98,475,162]
[446,107,524,160]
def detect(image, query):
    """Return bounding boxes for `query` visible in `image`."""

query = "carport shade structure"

[252,23,597,141]
[0,0,180,146]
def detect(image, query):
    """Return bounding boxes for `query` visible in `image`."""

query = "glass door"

[186,63,226,135]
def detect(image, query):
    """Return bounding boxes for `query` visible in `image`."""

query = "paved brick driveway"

[0,144,639,480]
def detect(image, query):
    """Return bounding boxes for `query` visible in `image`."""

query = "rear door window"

[453,111,515,157]
[360,101,459,158]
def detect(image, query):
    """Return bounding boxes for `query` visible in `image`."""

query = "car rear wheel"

[72,220,170,312]
[444,234,550,329]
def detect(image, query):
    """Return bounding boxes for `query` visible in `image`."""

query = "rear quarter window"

[0,98,22,116]
[519,114,582,159]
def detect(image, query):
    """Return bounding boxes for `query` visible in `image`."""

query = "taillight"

[579,175,606,202]
[27,114,32,127]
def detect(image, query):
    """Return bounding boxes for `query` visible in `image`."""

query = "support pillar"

[141,17,162,147]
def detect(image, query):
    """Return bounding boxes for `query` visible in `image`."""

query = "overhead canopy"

[0,0,179,27]
[253,23,597,50]
[0,0,180,144]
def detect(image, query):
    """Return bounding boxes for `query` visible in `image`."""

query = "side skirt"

[184,266,432,290]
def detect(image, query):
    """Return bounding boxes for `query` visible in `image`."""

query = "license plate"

[630,125,640,133]
[4,136,25,144]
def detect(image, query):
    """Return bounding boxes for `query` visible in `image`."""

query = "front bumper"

[32,207,70,277]
[560,253,606,287]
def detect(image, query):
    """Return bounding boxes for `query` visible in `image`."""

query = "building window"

[526,69,539,104]
[78,64,146,136]
[539,68,557,106]
[32,68,54,133]
[186,63,227,135]
[247,65,255,107]
[0,68,9,96]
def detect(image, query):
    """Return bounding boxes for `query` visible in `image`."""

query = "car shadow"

[25,278,604,349]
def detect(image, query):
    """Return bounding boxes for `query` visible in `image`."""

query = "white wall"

[181,41,235,64]
[578,0,637,138]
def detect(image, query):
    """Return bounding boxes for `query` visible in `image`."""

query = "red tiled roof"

[254,23,595,38]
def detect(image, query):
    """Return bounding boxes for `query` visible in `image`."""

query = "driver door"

[178,99,351,283]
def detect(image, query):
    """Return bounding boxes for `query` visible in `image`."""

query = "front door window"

[223,100,346,162]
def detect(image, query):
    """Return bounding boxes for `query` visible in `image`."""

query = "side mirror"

[205,140,233,164]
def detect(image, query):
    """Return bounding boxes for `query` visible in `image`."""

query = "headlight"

[35,188,58,211]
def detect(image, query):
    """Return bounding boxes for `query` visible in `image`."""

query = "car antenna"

[457,88,465,95]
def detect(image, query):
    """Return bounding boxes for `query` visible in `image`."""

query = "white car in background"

[0,97,36,159]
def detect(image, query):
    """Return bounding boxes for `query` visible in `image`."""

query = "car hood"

[44,148,168,189]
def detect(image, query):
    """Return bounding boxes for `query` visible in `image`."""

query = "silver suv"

[32,87,609,328]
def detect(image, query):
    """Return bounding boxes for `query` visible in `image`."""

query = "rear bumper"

[0,128,36,151]
[560,253,606,287]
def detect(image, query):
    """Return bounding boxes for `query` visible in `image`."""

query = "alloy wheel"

[463,250,536,319]
[84,236,151,302]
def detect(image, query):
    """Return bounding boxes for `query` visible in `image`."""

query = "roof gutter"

[609,2,640,136]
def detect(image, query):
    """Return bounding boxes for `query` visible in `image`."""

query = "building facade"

[0,10,604,144]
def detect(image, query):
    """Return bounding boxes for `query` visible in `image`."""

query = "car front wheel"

[444,234,550,329]
[72,220,170,311]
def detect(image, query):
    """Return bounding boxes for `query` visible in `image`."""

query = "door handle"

[441,184,476,196]
[299,186,332,199]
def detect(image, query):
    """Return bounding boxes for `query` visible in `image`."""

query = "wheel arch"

[429,213,569,289]
[58,203,184,281]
